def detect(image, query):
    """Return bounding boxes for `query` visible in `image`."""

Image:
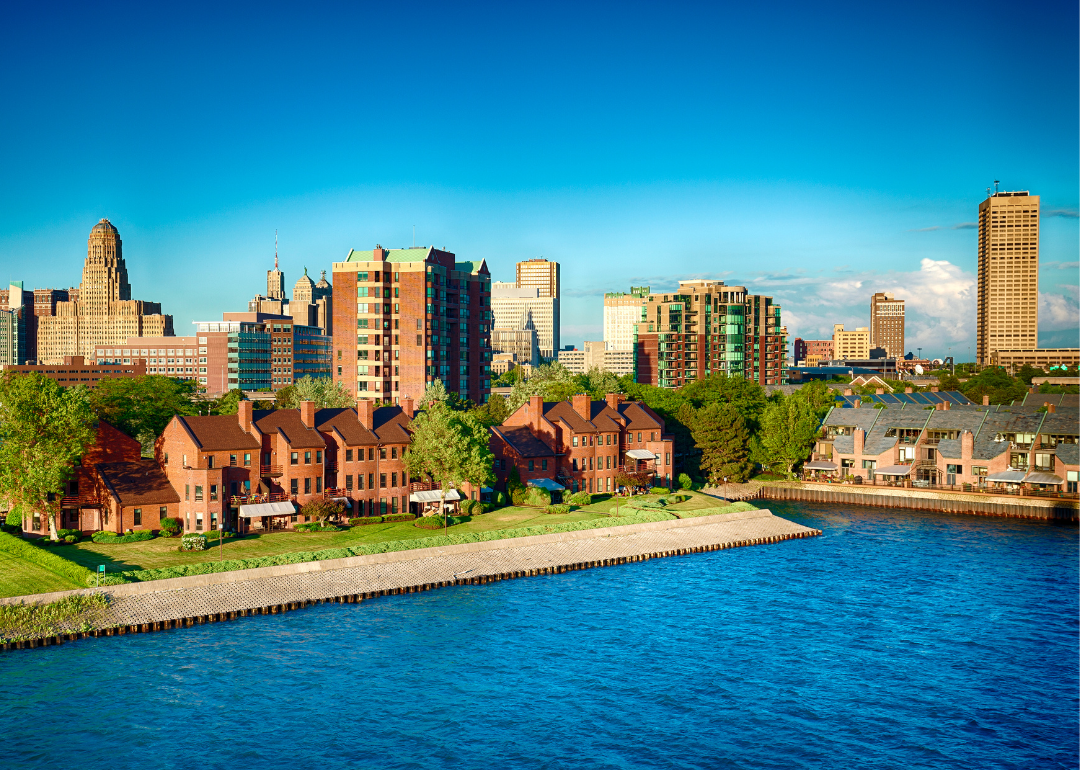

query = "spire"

[274,230,279,270]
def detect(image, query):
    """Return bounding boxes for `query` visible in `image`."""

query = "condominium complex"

[516,258,560,298]
[603,286,650,352]
[833,324,870,360]
[331,245,492,404]
[870,292,905,358]
[633,280,787,387]
[976,190,1040,366]
[36,220,173,363]
[95,336,200,382]
[491,282,559,360]
[557,341,635,377]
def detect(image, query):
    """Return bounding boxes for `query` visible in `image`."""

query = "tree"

[89,375,199,455]
[291,376,354,408]
[300,498,345,524]
[505,362,576,412]
[422,379,449,406]
[692,402,754,484]
[0,374,96,540]
[752,393,819,479]
[470,392,509,427]
[575,366,620,400]
[213,388,245,415]
[275,385,296,409]
[403,402,495,533]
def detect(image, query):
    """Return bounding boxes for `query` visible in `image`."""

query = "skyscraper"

[491,282,558,360]
[267,233,286,300]
[870,292,905,358]
[976,189,1040,366]
[604,286,650,352]
[36,220,173,363]
[516,258,560,298]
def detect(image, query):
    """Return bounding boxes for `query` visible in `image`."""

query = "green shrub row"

[414,515,463,530]
[0,531,96,587]
[384,513,415,522]
[122,509,691,583]
[546,504,571,515]
[349,516,384,526]
[91,530,156,544]
[566,491,593,506]
[294,522,340,533]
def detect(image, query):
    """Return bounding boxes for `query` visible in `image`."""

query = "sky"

[0,0,1076,359]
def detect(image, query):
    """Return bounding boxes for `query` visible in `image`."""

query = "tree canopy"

[752,392,819,479]
[402,402,495,516]
[692,402,754,484]
[89,375,199,453]
[277,376,354,409]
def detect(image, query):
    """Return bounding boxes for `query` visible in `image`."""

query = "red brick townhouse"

[489,393,674,495]
[16,420,178,537]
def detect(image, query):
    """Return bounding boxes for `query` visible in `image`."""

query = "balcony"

[229,492,296,506]
[260,465,284,477]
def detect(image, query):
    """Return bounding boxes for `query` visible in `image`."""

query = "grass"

[0,593,108,642]
[0,551,81,599]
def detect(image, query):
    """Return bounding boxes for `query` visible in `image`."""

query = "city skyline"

[0,2,1076,359]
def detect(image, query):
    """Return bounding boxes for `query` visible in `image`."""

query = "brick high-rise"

[332,246,492,404]
[870,292,905,358]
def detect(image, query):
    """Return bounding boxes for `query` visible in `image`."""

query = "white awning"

[804,461,838,470]
[986,470,1027,483]
[410,489,462,503]
[875,465,913,476]
[625,449,657,460]
[238,501,296,518]
[1023,471,1064,485]
[527,478,565,491]
[329,497,353,509]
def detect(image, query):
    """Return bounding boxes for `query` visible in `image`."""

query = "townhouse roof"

[1021,392,1079,408]
[1055,443,1079,467]
[589,402,624,433]
[834,391,973,408]
[1039,409,1079,436]
[253,410,327,449]
[543,401,597,434]
[823,408,882,431]
[97,460,181,506]
[924,408,992,432]
[985,409,1045,436]
[177,415,261,451]
[832,435,855,454]
[617,401,664,431]
[315,408,378,446]
[936,438,963,460]
[491,425,554,458]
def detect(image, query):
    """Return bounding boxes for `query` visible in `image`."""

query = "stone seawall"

[1,509,818,650]
[757,484,1079,521]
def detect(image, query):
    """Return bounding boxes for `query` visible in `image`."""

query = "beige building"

[491,327,540,368]
[976,190,1039,365]
[832,324,870,360]
[870,292,905,358]
[558,340,635,377]
[603,287,649,352]
[492,282,559,359]
[516,258,560,298]
[36,220,173,364]
[991,348,1079,374]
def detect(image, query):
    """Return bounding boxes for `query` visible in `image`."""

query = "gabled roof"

[254,410,326,449]
[1039,409,1079,436]
[823,407,882,431]
[588,401,623,433]
[543,401,597,433]
[491,425,554,458]
[372,405,413,443]
[97,460,181,506]
[618,401,663,431]
[177,415,261,451]
[315,408,379,446]
[1056,443,1079,467]
[1021,392,1079,408]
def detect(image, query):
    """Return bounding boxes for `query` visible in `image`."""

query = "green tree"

[505,362,577,412]
[692,402,754,484]
[275,385,296,409]
[89,375,199,455]
[752,393,819,479]
[403,402,495,532]
[290,376,353,408]
[422,379,449,406]
[470,392,509,427]
[300,498,345,524]
[0,374,96,540]
[213,388,244,415]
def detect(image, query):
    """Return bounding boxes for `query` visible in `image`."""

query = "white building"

[603,287,649,351]
[558,340,635,377]
[492,282,559,360]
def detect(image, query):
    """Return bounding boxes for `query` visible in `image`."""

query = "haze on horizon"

[0,0,1076,360]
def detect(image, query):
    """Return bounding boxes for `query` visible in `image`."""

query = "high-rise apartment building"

[633,280,786,388]
[793,338,834,365]
[976,190,1040,366]
[604,286,650,352]
[332,245,492,404]
[516,258,560,298]
[491,282,559,360]
[870,292,905,358]
[36,220,173,363]
[0,282,28,365]
[832,324,870,360]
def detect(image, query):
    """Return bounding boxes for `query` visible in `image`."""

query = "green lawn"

[0,551,81,598]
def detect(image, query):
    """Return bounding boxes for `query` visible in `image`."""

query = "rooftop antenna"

[274,230,279,270]
[994,180,1000,194]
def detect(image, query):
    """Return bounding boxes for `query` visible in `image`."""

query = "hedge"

[546,504,571,515]
[122,509,691,583]
[384,513,415,523]
[91,530,156,544]
[523,487,551,507]
[350,516,384,526]
[414,515,462,530]
[0,531,96,587]
[566,491,592,506]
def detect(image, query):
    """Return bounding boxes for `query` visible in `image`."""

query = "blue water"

[2,502,1076,769]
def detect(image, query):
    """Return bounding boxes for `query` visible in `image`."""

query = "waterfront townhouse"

[490,393,674,495]
[249,402,328,507]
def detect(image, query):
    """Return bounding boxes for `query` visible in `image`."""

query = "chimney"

[299,400,316,428]
[843,388,853,396]
[961,430,974,459]
[905,387,913,394]
[934,403,942,411]
[930,386,939,393]
[853,399,861,409]
[854,428,864,456]
[1046,403,1056,414]
[356,398,374,430]
[1029,385,1036,395]
[238,400,253,433]
[943,401,950,411]
[605,393,623,411]
[572,393,592,421]
[875,387,885,395]
[401,397,414,420]
[528,394,544,433]
[982,395,990,406]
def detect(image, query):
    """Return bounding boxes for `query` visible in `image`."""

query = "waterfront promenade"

[1,509,817,647]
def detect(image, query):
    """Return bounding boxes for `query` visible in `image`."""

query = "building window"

[195,485,203,502]
[368,473,375,488]
[572,458,577,471]
[304,477,311,494]
[185,484,190,501]
[542,459,548,471]
[291,452,298,465]
[207,456,215,469]
[346,475,353,491]
[637,432,642,443]
[316,478,322,493]
[572,436,578,447]
[391,447,397,460]
[316,450,322,464]
[159,506,168,520]
[380,473,387,488]
[133,508,142,526]
[665,453,670,465]
[380,448,387,460]
[196,514,203,531]
[305,451,312,464]
[346,449,353,462]
[244,453,251,466]
[230,454,237,466]
[291,478,298,495]
[528,459,534,471]
[391,472,397,488]
[210,484,218,501]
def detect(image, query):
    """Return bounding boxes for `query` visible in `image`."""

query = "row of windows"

[342,472,404,490]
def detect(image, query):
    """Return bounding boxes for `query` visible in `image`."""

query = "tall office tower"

[36,220,173,363]
[832,324,870,360]
[267,235,286,300]
[604,286,650,352]
[870,292,905,358]
[491,282,558,360]
[633,280,786,388]
[976,190,1040,366]
[516,258,560,298]
[331,245,492,404]
[289,268,333,336]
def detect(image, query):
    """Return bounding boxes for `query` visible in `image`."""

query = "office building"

[604,286,650,352]
[95,336,200,383]
[267,242,286,301]
[833,324,870,360]
[331,245,492,404]
[633,280,786,388]
[870,292,905,358]
[36,220,173,363]
[491,327,540,369]
[492,282,558,360]
[0,282,28,365]
[292,268,333,336]
[976,189,1040,365]
[558,341,635,377]
[516,258,560,298]
[793,338,834,366]
[2,356,147,387]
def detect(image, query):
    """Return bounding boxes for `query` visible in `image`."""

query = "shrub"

[91,530,155,545]
[523,487,551,507]
[652,487,670,495]
[64,535,77,544]
[159,517,182,537]
[678,473,693,490]
[460,499,484,516]
[57,528,81,543]
[350,516,384,526]
[510,488,525,506]
[384,513,415,523]
[0,531,96,587]
[180,534,206,551]
[567,491,592,506]
[414,515,462,530]
[546,504,571,515]
[491,490,507,508]
[294,522,339,533]
[5,508,21,528]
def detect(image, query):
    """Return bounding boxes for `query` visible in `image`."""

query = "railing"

[229,493,296,506]
[799,476,1078,500]
[323,488,347,498]
[260,465,284,477]
[325,462,338,473]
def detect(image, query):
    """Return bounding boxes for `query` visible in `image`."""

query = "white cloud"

[1039,289,1079,330]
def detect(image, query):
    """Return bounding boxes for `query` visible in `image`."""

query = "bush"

[180,534,206,551]
[204,530,237,541]
[523,487,551,507]
[5,508,21,528]
[64,535,77,544]
[0,531,96,586]
[294,522,339,533]
[57,528,81,543]
[384,513,415,523]
[678,473,693,490]
[491,490,507,508]
[414,515,462,530]
[91,530,156,544]
[652,487,670,495]
[546,504,571,515]
[460,499,484,516]
[567,491,593,506]
[350,516,384,526]
[159,517,182,537]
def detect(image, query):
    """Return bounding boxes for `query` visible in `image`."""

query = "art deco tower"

[81,220,131,314]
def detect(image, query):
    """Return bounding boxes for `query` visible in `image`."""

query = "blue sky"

[0,0,1076,358]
